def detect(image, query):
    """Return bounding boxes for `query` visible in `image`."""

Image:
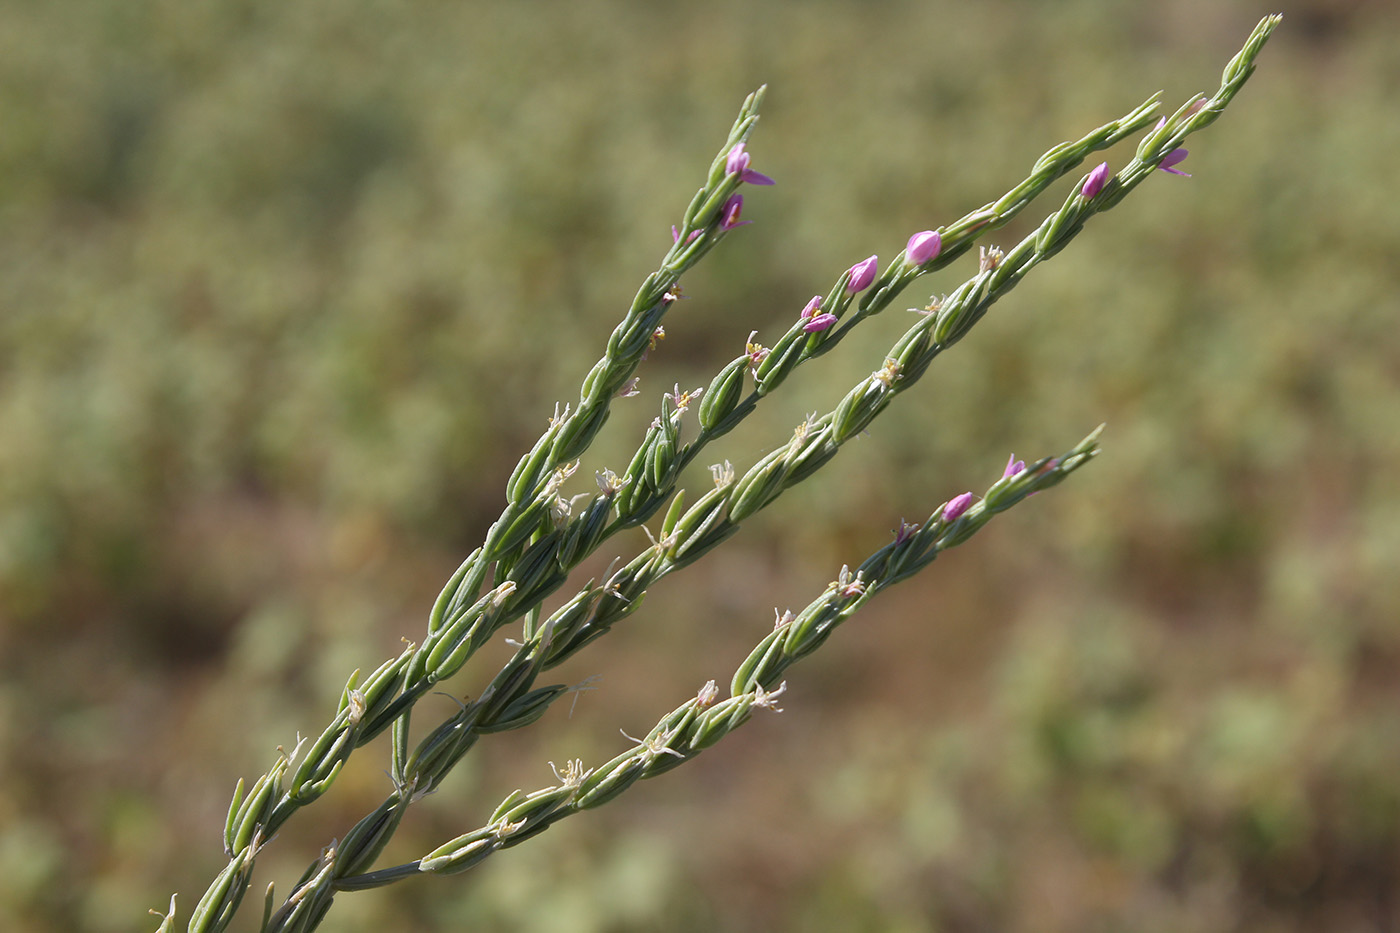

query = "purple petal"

[1080,162,1111,199]
[1003,454,1026,479]
[799,295,823,319]
[742,169,776,186]
[906,230,942,266]
[725,143,750,176]
[1158,148,1191,177]
[846,255,879,294]
[802,312,838,333]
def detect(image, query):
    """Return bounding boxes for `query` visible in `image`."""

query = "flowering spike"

[719,194,750,231]
[1080,162,1111,199]
[1158,148,1191,176]
[942,492,974,522]
[846,255,879,294]
[906,230,942,266]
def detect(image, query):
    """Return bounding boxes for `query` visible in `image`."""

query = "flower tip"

[906,230,942,266]
[1080,162,1111,199]
[846,255,879,294]
[743,169,776,186]
[1003,454,1026,480]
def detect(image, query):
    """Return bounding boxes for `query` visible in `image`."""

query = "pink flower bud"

[802,312,838,333]
[942,492,974,522]
[1080,162,1111,199]
[799,295,823,319]
[906,230,942,266]
[846,255,879,294]
[1003,454,1026,479]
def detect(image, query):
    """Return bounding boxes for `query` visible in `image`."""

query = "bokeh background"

[2,1,1398,930]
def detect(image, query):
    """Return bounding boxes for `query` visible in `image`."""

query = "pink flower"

[846,255,879,294]
[1158,149,1191,176]
[671,225,701,245]
[1003,454,1026,479]
[906,230,942,266]
[942,492,974,522]
[1080,162,1111,199]
[725,143,776,186]
[719,194,750,230]
[802,313,837,333]
[799,295,823,320]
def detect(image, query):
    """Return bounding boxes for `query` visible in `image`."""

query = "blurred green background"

[2,0,1398,930]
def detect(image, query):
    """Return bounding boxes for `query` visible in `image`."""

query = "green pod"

[333,797,407,880]
[727,450,788,523]
[670,486,730,556]
[551,400,611,464]
[229,770,277,856]
[688,174,741,231]
[648,433,678,492]
[477,684,568,733]
[506,426,561,506]
[494,497,551,559]
[698,356,748,431]
[783,431,838,485]
[729,628,786,698]
[404,715,478,789]
[290,708,353,795]
[420,830,497,875]
[574,755,646,810]
[753,326,806,395]
[223,778,246,855]
[423,596,494,680]
[890,325,931,373]
[831,380,882,445]
[187,848,252,933]
[498,784,574,831]
[691,696,755,750]
[556,495,613,570]
[614,426,660,516]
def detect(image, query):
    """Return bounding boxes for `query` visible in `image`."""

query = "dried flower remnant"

[745,331,770,372]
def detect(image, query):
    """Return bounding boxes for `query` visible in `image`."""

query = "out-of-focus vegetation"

[1,1,1397,931]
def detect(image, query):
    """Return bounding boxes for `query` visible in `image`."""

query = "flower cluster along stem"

[322,432,1100,889]
[163,16,1280,933]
